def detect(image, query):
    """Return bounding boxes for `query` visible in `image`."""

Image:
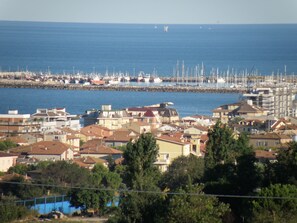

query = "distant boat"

[164,26,169,32]
[142,74,150,83]
[150,76,163,83]
[217,77,226,83]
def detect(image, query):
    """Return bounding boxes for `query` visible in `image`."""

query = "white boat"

[150,77,163,83]
[108,79,120,85]
[142,74,150,83]
[217,77,226,83]
[121,75,130,82]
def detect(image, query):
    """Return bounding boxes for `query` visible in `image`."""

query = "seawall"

[0,80,246,94]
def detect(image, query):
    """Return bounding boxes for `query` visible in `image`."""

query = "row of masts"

[172,61,295,88]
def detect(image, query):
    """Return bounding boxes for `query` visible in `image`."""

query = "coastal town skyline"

[0,0,297,24]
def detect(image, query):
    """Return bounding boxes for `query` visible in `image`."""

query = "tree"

[204,121,261,222]
[251,184,297,223]
[163,184,230,223]
[0,175,43,199]
[0,196,37,223]
[160,155,204,191]
[69,164,121,215]
[7,164,34,175]
[205,121,237,169]
[0,140,17,151]
[113,133,163,223]
[38,161,90,194]
[272,141,297,185]
[123,133,160,189]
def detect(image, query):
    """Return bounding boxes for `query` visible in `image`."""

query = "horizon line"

[1,19,297,26]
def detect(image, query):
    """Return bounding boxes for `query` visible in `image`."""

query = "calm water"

[0,88,240,117]
[0,21,297,75]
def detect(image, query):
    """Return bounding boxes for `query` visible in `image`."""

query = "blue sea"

[0,21,297,75]
[0,21,296,116]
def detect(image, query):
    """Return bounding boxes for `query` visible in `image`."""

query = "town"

[1,81,297,222]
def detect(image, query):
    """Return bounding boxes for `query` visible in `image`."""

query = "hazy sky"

[0,0,297,24]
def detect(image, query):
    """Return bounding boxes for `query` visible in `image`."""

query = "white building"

[243,86,295,118]
[32,108,80,131]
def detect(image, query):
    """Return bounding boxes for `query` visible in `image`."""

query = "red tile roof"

[80,145,123,155]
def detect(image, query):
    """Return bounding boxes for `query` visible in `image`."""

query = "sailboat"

[164,25,169,32]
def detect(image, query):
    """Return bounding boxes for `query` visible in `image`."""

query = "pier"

[0,79,246,94]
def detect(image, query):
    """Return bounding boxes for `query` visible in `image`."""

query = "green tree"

[0,140,17,151]
[205,121,237,169]
[69,164,121,215]
[163,184,230,223]
[113,133,163,223]
[251,184,297,223]
[123,133,160,189]
[204,121,261,222]
[7,164,34,175]
[273,141,297,185]
[160,155,204,191]
[0,175,43,199]
[0,196,37,223]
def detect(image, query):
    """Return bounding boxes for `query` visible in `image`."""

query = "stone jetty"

[0,79,246,94]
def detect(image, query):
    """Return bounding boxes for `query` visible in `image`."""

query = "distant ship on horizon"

[164,25,169,32]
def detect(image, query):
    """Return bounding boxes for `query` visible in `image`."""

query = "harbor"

[1,68,297,94]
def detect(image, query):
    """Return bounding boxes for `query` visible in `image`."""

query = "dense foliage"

[0,140,17,151]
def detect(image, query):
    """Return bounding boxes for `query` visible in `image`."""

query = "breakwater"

[0,79,246,94]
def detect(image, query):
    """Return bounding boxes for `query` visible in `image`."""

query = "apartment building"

[243,86,295,118]
[0,110,40,136]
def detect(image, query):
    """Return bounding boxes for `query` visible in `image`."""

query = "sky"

[0,0,297,24]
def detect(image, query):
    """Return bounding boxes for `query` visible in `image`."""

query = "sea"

[0,21,296,117]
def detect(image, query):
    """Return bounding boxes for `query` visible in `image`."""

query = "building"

[249,133,292,149]
[126,102,180,124]
[213,101,268,123]
[32,108,80,131]
[97,105,132,130]
[80,145,123,160]
[10,141,74,161]
[155,133,199,172]
[104,129,138,147]
[0,110,40,137]
[0,152,18,172]
[80,124,113,142]
[243,86,295,118]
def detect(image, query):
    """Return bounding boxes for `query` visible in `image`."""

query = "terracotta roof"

[67,135,80,140]
[235,103,261,113]
[249,133,291,140]
[80,124,111,137]
[200,134,209,143]
[157,134,190,145]
[74,156,107,166]
[1,136,28,144]
[255,150,277,160]
[10,141,70,155]
[81,139,104,150]
[80,145,123,155]
[104,130,137,142]
[60,127,80,135]
[0,152,19,158]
